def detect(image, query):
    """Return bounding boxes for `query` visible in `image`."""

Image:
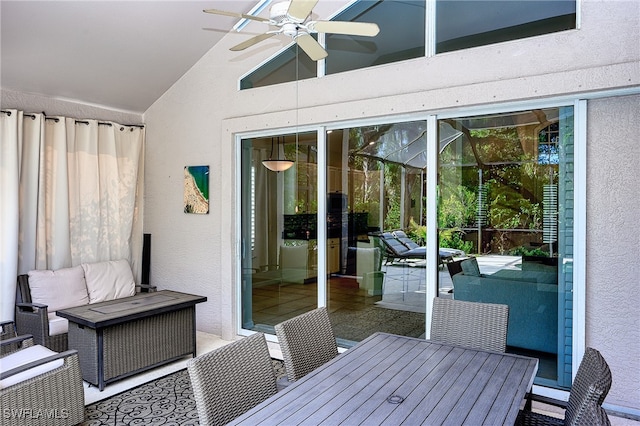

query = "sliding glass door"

[239,105,575,388]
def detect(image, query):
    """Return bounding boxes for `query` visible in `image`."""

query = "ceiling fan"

[204,0,380,61]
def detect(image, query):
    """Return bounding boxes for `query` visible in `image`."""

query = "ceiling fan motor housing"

[271,1,305,24]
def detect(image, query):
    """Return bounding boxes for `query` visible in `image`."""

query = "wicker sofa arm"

[15,302,50,344]
[1,334,34,348]
[1,320,17,339]
[16,302,48,312]
[0,349,78,380]
[0,334,34,355]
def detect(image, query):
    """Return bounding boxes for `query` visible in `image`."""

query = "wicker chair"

[0,335,85,426]
[516,347,612,426]
[274,307,338,388]
[430,297,509,353]
[186,332,278,426]
[1,321,18,355]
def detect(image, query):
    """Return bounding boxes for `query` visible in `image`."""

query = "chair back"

[430,297,509,353]
[186,333,277,426]
[565,347,612,425]
[16,275,32,304]
[380,232,410,256]
[275,307,338,382]
[446,259,465,279]
[393,230,420,250]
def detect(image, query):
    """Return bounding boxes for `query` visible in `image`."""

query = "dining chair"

[430,297,509,353]
[516,347,612,426]
[275,307,338,387]
[186,332,278,426]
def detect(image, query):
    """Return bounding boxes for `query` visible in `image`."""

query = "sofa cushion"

[48,313,69,336]
[83,259,136,304]
[0,344,64,389]
[28,265,89,312]
[460,258,481,276]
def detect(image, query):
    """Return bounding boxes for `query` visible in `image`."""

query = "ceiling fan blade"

[310,21,380,37]
[203,8,271,23]
[295,33,327,61]
[230,33,276,51]
[287,0,318,22]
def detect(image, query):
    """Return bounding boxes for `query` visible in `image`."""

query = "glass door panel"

[240,132,318,334]
[326,122,430,346]
[438,107,574,388]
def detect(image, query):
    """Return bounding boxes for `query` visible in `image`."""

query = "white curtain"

[0,110,145,321]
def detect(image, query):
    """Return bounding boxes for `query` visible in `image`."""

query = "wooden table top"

[231,332,538,425]
[56,290,206,328]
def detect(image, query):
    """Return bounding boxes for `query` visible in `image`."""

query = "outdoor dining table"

[229,332,538,425]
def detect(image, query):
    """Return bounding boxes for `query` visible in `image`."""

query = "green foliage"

[407,218,426,245]
[438,185,477,228]
[385,199,401,230]
[508,246,550,257]
[439,228,474,253]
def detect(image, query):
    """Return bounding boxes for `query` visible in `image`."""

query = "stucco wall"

[586,94,640,412]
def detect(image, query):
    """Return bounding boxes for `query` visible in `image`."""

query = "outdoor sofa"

[452,257,558,354]
[15,259,154,352]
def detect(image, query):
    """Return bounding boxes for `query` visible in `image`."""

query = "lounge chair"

[380,231,464,266]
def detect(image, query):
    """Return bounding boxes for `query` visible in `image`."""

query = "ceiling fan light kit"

[204,0,380,61]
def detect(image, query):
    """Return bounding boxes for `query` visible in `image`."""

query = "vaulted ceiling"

[0,1,261,113]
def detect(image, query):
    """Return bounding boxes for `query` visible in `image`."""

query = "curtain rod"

[0,110,144,128]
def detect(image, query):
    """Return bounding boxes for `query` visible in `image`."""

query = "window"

[240,0,576,89]
[325,0,425,74]
[436,0,576,53]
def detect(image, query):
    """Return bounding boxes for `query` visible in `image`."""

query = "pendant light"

[262,136,294,172]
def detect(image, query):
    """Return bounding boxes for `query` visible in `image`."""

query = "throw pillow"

[460,258,481,276]
[28,265,89,312]
[83,259,136,304]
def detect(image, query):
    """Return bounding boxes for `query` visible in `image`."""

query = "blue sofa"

[452,260,558,354]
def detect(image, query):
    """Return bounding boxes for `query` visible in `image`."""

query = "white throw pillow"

[48,313,69,336]
[28,265,89,312]
[83,259,136,304]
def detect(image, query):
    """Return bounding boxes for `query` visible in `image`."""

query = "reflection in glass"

[438,107,574,388]
[326,123,436,345]
[240,132,318,334]
[436,0,576,53]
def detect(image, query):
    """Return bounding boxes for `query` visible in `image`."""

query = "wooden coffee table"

[56,290,206,390]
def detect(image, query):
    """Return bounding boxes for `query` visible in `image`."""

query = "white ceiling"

[0,1,259,113]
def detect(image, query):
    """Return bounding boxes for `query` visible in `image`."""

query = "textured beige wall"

[586,95,640,411]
